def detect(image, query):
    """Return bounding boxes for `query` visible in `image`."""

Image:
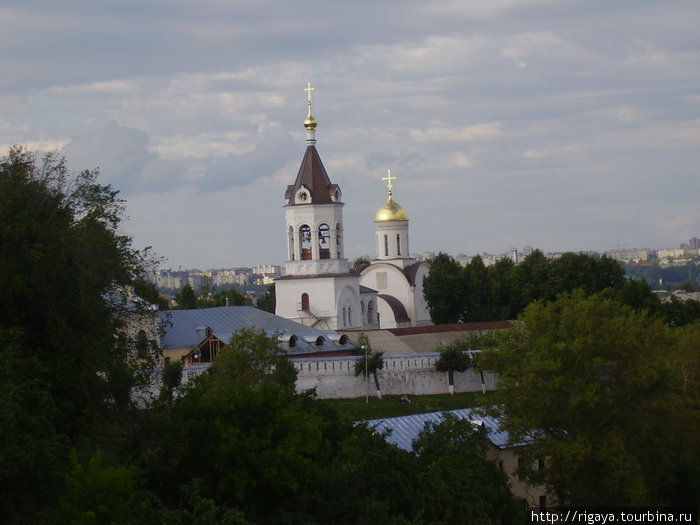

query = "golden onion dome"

[304,107,317,129]
[375,195,408,222]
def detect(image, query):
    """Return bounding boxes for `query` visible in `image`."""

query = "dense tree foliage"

[173,282,252,309]
[412,413,525,524]
[0,147,157,522]
[422,252,465,323]
[423,250,700,326]
[173,282,197,308]
[478,291,700,506]
[256,283,276,312]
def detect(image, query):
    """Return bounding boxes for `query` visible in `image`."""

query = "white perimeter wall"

[144,353,497,400]
[294,353,497,398]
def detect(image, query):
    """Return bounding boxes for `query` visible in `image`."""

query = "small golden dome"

[375,195,408,222]
[304,107,317,129]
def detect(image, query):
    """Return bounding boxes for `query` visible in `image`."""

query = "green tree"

[662,296,700,327]
[351,256,370,273]
[602,277,663,318]
[0,147,155,521]
[423,252,465,323]
[435,340,473,395]
[137,329,334,523]
[354,333,385,399]
[203,287,251,308]
[478,291,698,506]
[511,249,553,309]
[412,413,525,524]
[134,277,169,310]
[488,256,518,320]
[175,282,197,309]
[462,254,491,321]
[549,252,625,297]
[256,284,276,313]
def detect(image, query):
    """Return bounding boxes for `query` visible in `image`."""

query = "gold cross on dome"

[304,82,314,106]
[382,169,397,194]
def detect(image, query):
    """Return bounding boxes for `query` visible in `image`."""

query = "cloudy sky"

[2,0,699,269]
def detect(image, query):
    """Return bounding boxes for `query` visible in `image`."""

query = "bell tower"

[282,82,349,277]
[275,84,365,330]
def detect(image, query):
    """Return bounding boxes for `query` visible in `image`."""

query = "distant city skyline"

[2,1,699,268]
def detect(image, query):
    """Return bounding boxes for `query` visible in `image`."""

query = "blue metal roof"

[364,408,513,450]
[160,306,356,355]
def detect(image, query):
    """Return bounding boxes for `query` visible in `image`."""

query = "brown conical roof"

[284,145,340,205]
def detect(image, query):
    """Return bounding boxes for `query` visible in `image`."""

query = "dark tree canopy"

[256,283,276,313]
[0,147,156,521]
[174,282,197,309]
[422,249,688,325]
[422,252,465,323]
[435,340,473,395]
[478,291,700,506]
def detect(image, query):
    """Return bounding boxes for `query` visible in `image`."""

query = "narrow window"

[300,224,312,260]
[318,223,330,259]
[301,293,309,311]
[384,234,388,256]
[367,300,375,324]
[288,226,295,261]
[336,223,342,258]
[396,233,401,255]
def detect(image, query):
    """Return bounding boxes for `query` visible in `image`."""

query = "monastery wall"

[293,353,497,398]
[146,352,497,400]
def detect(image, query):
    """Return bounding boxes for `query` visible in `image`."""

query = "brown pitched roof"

[386,321,512,336]
[284,145,338,205]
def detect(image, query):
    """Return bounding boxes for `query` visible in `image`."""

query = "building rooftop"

[160,306,356,356]
[363,408,514,451]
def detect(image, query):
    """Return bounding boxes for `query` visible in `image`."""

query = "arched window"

[318,223,330,259]
[289,335,297,348]
[367,300,375,324]
[301,293,309,311]
[396,233,401,255]
[384,234,389,256]
[299,224,312,260]
[288,226,295,261]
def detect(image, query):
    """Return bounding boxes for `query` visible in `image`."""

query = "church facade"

[275,85,430,330]
[358,170,431,329]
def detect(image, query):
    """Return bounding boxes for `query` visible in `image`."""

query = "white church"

[275,85,431,330]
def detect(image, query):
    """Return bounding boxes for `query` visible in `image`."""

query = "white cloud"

[411,122,504,143]
[2,0,699,267]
